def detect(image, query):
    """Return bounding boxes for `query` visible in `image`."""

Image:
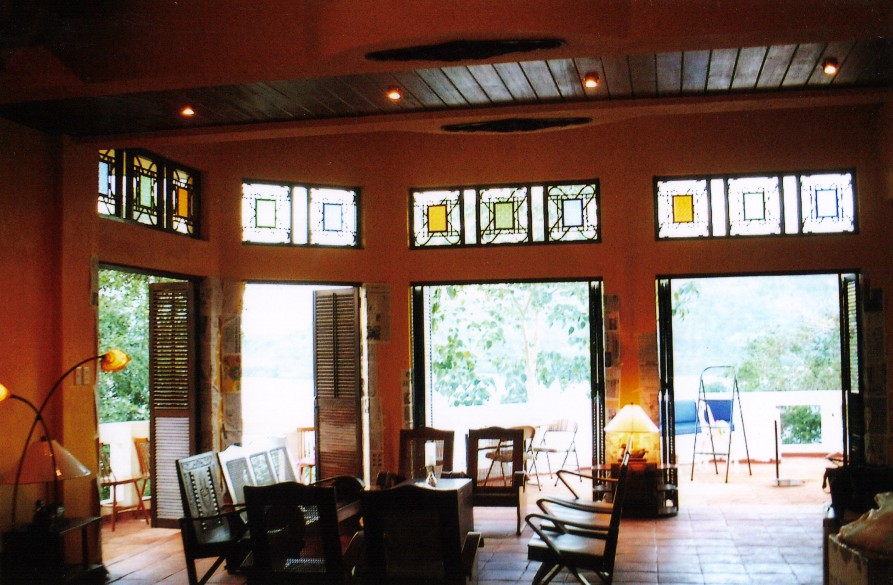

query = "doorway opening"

[412,280,605,476]
[97,267,185,546]
[661,272,856,504]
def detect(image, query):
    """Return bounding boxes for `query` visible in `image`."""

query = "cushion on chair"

[674,400,699,436]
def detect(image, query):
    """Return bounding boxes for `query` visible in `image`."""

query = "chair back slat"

[399,427,455,480]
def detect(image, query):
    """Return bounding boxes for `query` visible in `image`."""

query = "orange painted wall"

[1,102,891,534]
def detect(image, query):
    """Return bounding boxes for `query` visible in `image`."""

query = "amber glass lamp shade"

[1,437,91,484]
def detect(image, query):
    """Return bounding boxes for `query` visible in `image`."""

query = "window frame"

[653,168,858,241]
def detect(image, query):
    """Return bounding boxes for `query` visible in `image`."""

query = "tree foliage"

[428,282,590,406]
[97,270,174,423]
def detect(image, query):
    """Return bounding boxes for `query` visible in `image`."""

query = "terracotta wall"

[1,102,891,533]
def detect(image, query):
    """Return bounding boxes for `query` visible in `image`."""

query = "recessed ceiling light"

[822,58,839,76]
[180,105,196,117]
[386,87,403,101]
[583,72,599,89]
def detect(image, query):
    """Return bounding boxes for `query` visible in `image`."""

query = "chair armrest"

[441,470,468,480]
[537,496,612,515]
[461,532,483,576]
[526,512,610,542]
[557,468,615,499]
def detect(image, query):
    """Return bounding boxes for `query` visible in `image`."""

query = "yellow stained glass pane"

[427,204,447,233]
[177,187,189,217]
[672,194,694,224]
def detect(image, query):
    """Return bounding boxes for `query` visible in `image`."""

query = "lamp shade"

[604,404,659,434]
[1,438,91,485]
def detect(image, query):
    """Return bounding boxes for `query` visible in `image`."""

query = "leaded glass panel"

[130,155,159,227]
[800,172,855,233]
[546,183,599,242]
[727,176,781,235]
[98,149,118,216]
[479,187,529,245]
[656,179,710,238]
[309,187,358,246]
[169,168,196,235]
[412,189,463,247]
[242,182,291,243]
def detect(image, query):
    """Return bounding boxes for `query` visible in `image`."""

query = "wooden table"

[404,477,475,543]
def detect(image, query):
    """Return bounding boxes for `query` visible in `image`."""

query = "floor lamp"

[0,349,130,528]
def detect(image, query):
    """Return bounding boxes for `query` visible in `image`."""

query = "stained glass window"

[241,181,359,247]
[97,149,200,237]
[98,149,118,216]
[410,180,600,248]
[727,176,781,236]
[800,172,856,234]
[479,187,529,245]
[656,170,856,239]
[656,179,710,238]
[412,190,463,247]
[546,182,599,242]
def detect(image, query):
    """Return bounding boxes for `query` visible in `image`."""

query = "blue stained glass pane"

[815,189,838,218]
[562,198,584,228]
[323,202,343,231]
[99,161,109,195]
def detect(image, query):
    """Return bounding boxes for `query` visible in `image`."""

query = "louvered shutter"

[839,274,864,465]
[314,288,362,479]
[149,281,196,528]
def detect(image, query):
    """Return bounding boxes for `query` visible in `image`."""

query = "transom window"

[655,170,856,239]
[242,180,360,247]
[411,180,600,248]
[98,149,200,237]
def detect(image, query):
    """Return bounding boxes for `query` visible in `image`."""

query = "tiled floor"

[102,458,830,584]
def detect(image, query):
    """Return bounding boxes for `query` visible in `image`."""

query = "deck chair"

[244,481,360,584]
[176,452,250,585]
[526,451,631,585]
[533,419,581,480]
[399,426,455,480]
[360,482,482,584]
[467,426,526,535]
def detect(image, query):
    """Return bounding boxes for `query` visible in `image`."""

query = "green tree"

[97,270,175,422]
[736,313,841,392]
[429,282,590,405]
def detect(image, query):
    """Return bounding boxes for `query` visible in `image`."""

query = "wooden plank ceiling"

[1,39,890,137]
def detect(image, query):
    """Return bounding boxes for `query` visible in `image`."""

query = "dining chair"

[133,437,151,511]
[467,426,526,535]
[398,426,455,480]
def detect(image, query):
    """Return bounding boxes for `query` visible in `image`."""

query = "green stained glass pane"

[255,198,277,228]
[494,201,515,230]
[140,175,154,206]
[562,198,584,228]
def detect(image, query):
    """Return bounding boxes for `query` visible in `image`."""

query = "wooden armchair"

[399,426,455,480]
[176,452,250,585]
[467,426,526,535]
[525,451,631,585]
[360,483,482,584]
[244,481,360,584]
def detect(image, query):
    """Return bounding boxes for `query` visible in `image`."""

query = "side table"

[2,516,106,585]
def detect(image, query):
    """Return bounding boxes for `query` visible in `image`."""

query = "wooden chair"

[466,426,526,535]
[525,451,631,585]
[99,442,150,531]
[360,482,482,584]
[244,481,360,584]
[176,452,250,585]
[398,426,455,480]
[133,437,151,512]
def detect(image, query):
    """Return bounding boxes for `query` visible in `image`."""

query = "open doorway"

[97,267,189,548]
[412,280,605,476]
[659,272,859,502]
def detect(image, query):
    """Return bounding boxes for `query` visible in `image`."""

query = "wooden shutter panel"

[149,281,196,528]
[840,274,864,465]
[314,288,362,479]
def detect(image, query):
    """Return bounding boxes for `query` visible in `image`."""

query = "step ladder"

[690,365,752,483]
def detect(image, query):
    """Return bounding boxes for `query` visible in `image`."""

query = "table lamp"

[0,349,130,528]
[604,404,659,461]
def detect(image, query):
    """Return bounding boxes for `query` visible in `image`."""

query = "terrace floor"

[102,456,831,584]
